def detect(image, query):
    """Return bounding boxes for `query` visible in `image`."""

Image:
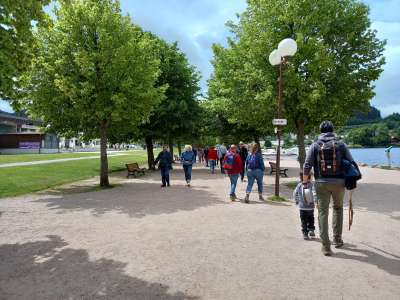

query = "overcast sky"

[1,0,398,116]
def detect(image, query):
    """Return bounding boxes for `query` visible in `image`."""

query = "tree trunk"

[177,141,182,156]
[168,137,174,158]
[99,123,110,187]
[145,136,155,170]
[254,135,260,145]
[296,119,306,171]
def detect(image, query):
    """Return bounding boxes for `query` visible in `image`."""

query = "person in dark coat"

[204,147,209,167]
[239,142,249,182]
[155,145,173,187]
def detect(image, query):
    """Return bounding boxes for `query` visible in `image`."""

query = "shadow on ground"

[35,173,225,218]
[307,240,400,277]
[0,235,197,299]
[333,243,400,277]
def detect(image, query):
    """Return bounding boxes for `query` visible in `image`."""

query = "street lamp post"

[269,38,297,197]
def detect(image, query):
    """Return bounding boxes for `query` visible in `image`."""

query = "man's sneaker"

[333,237,344,248]
[309,230,316,238]
[259,194,265,201]
[244,194,250,203]
[230,195,236,202]
[321,245,332,256]
[161,185,166,188]
[303,232,309,240]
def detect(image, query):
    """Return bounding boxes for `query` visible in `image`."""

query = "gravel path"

[0,153,127,168]
[0,160,399,299]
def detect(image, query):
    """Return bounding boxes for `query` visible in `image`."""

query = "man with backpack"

[223,144,243,201]
[303,121,355,256]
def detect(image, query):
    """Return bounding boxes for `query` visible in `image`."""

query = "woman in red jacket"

[207,146,218,174]
[223,144,243,201]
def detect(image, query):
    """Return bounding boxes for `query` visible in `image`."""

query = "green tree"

[198,100,265,146]
[0,0,50,100]
[21,0,164,186]
[139,40,201,168]
[209,0,385,168]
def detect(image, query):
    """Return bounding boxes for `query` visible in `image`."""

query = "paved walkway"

[0,159,399,299]
[0,153,127,168]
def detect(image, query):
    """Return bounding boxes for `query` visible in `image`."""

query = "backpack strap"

[332,141,337,173]
[319,142,326,173]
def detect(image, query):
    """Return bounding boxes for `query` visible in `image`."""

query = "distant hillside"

[347,105,382,125]
[342,112,400,147]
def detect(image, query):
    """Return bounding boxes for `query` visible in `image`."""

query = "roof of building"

[0,109,42,125]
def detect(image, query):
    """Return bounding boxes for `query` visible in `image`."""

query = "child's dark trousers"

[300,210,315,234]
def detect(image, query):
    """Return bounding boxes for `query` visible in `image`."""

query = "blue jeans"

[209,160,216,173]
[229,174,239,196]
[183,164,192,181]
[246,169,264,193]
[160,166,170,186]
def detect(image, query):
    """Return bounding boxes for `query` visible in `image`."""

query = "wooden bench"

[269,161,288,177]
[126,163,146,178]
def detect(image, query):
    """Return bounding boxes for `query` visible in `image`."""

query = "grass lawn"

[0,151,147,198]
[0,152,107,165]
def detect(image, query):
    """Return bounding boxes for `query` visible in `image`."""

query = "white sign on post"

[272,119,287,126]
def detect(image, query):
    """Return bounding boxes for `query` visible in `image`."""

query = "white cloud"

[120,0,246,92]
[370,21,400,116]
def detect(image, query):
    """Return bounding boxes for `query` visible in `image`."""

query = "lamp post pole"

[269,38,297,198]
[274,57,284,197]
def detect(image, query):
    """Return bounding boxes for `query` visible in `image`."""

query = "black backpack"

[317,140,344,177]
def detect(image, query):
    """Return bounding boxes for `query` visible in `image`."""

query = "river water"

[350,147,400,167]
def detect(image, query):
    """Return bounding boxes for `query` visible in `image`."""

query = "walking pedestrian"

[303,121,355,256]
[215,145,220,166]
[155,145,173,188]
[204,147,209,167]
[207,146,218,174]
[239,142,249,182]
[181,145,196,187]
[293,173,316,240]
[218,143,228,174]
[198,147,204,164]
[244,143,265,203]
[223,145,243,201]
[193,147,198,163]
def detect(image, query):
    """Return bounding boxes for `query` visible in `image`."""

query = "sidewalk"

[0,153,127,168]
[0,160,399,299]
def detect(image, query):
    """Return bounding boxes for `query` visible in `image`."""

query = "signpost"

[269,38,297,197]
[272,119,287,126]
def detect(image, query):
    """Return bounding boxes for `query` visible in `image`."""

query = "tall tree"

[21,0,164,186]
[140,40,201,169]
[0,0,50,100]
[209,0,385,168]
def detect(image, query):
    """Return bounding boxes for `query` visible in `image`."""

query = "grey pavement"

[0,153,127,168]
[0,160,399,299]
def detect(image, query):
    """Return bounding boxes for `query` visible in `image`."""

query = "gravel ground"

[0,159,399,299]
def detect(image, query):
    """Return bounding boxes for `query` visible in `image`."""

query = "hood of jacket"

[318,132,338,143]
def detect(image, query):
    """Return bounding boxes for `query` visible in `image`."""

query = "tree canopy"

[0,0,50,100]
[208,0,386,167]
[21,0,164,186]
[139,39,201,167]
